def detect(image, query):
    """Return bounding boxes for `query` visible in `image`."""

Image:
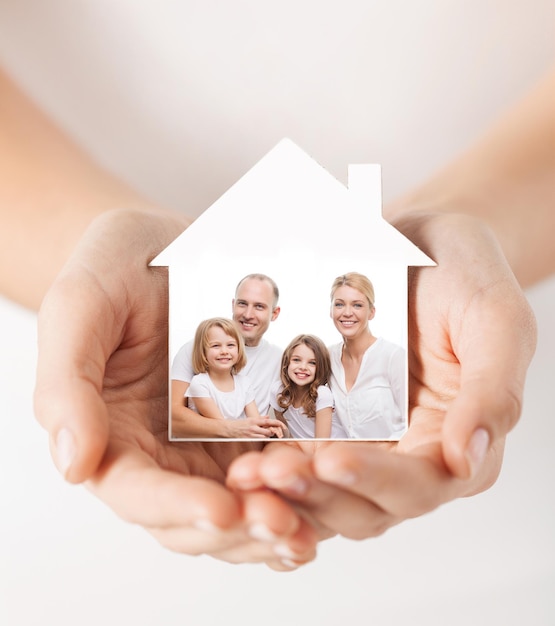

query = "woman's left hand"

[227,212,537,540]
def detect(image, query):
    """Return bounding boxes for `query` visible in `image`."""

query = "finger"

[237,490,318,566]
[34,274,119,483]
[226,450,267,490]
[253,444,398,540]
[206,517,318,570]
[149,483,318,567]
[87,441,243,533]
[313,442,462,520]
[443,278,537,479]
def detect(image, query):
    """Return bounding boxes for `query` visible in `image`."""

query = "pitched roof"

[150,138,435,268]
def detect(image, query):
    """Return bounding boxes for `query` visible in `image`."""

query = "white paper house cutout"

[151,138,435,440]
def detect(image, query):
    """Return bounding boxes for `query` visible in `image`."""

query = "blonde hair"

[330,272,375,308]
[191,317,247,374]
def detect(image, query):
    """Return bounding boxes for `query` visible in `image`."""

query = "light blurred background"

[1,2,553,624]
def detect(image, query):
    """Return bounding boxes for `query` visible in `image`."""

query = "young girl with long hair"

[270,334,346,439]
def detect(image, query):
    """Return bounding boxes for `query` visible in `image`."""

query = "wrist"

[384,189,525,284]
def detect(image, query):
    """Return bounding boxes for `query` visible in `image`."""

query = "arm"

[387,68,555,287]
[0,68,316,568]
[314,407,332,439]
[244,401,262,419]
[0,68,167,308]
[228,69,550,540]
[191,396,226,420]
[172,379,230,436]
[172,380,284,439]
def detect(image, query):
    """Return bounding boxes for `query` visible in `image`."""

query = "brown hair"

[278,334,331,419]
[191,317,247,375]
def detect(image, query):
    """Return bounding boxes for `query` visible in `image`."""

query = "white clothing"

[171,339,281,415]
[270,381,347,439]
[329,338,406,439]
[185,372,254,421]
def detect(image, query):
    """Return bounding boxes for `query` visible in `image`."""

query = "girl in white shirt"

[270,334,346,439]
[186,317,284,437]
[329,272,406,439]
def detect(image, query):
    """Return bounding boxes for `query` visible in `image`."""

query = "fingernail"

[273,475,309,496]
[194,519,222,534]
[334,470,357,486]
[319,464,357,486]
[54,427,76,478]
[466,428,490,478]
[280,558,300,570]
[249,523,279,542]
[274,543,299,560]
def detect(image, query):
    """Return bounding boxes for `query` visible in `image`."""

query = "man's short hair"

[235,274,279,309]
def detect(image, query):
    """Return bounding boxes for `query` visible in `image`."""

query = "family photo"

[3,2,553,624]
[170,271,407,441]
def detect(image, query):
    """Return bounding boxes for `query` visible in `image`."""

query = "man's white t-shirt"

[171,339,281,415]
[329,338,406,439]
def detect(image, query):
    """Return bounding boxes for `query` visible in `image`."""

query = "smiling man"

[170,274,284,439]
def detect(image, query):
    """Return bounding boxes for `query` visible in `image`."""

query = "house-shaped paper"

[151,139,435,441]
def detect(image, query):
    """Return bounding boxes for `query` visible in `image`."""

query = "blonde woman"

[329,272,406,439]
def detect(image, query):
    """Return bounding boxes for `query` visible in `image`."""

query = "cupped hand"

[227,212,537,540]
[33,208,317,569]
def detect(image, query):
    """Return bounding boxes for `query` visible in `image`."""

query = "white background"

[1,2,554,624]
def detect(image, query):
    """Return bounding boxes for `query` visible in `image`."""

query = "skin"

[227,70,555,540]
[232,279,281,347]
[228,212,535,539]
[0,69,315,569]
[2,65,553,565]
[33,208,317,569]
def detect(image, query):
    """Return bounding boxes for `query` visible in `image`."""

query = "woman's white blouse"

[329,338,406,439]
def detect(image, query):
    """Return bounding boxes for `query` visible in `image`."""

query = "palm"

[36,210,316,567]
[229,213,535,540]
[99,275,247,482]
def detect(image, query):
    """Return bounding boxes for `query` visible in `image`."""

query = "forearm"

[385,69,555,287]
[0,68,180,308]
[172,405,232,438]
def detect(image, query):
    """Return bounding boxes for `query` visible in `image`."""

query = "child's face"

[205,326,239,373]
[287,343,317,387]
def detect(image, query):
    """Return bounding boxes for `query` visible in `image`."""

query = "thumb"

[441,379,520,482]
[441,292,537,481]
[34,274,117,483]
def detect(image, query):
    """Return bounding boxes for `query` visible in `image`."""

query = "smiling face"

[232,278,280,347]
[205,325,239,373]
[331,284,375,339]
[287,343,317,387]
